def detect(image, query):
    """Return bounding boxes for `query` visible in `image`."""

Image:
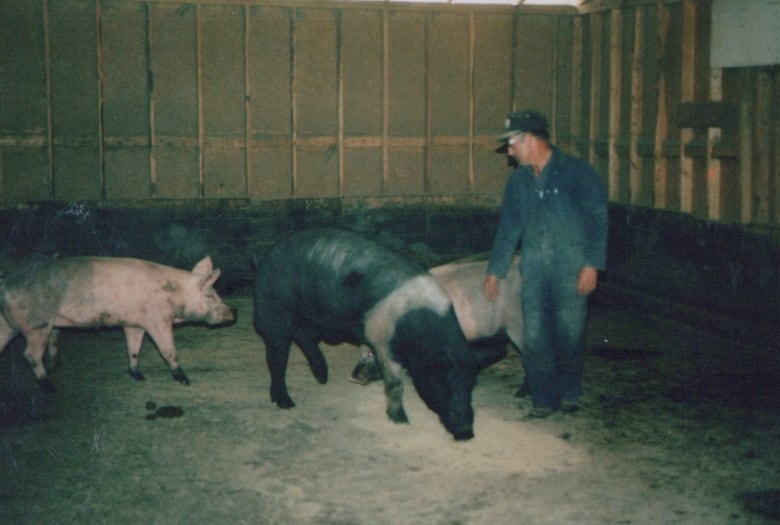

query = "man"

[485,110,608,418]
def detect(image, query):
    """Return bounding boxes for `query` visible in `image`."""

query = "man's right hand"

[484,274,500,302]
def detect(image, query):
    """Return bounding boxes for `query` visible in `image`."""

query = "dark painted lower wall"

[1,198,778,337]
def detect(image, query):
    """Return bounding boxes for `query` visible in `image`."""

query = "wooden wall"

[1,0,779,229]
[573,0,780,227]
[0,0,547,203]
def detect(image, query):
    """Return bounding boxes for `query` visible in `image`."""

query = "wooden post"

[679,0,696,213]
[589,13,602,169]
[707,68,722,220]
[739,69,754,223]
[653,2,669,209]
[570,16,582,158]
[754,70,772,223]
[629,6,643,204]
[608,8,621,201]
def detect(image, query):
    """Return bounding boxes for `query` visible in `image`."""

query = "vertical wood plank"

[707,68,722,220]
[149,3,199,199]
[44,0,54,198]
[382,9,389,193]
[336,10,344,197]
[293,8,338,198]
[754,70,772,223]
[247,6,292,200]
[429,11,470,194]
[585,14,600,167]
[637,5,658,208]
[244,4,251,199]
[653,4,669,210]
[554,15,574,153]
[48,0,100,200]
[679,0,696,214]
[473,12,513,192]
[0,1,47,136]
[607,8,622,201]
[386,10,425,195]
[739,69,755,223]
[718,68,741,222]
[691,0,712,218]
[629,7,643,205]
[201,4,246,198]
[656,2,685,211]
[513,14,557,115]
[0,0,50,202]
[773,71,780,224]
[570,16,584,159]
[342,9,383,196]
[101,0,151,200]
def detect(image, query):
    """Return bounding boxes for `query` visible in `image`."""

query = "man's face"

[507,132,529,163]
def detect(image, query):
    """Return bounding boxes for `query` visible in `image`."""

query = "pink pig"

[0,256,236,391]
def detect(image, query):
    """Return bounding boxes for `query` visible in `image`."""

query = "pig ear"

[192,256,213,275]
[199,268,221,289]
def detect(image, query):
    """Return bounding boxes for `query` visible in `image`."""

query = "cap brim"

[494,142,509,154]
[497,130,521,141]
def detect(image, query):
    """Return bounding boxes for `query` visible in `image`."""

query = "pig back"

[6,257,191,328]
[254,229,425,323]
[429,256,521,340]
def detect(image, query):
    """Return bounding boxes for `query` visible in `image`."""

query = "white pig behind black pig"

[351,255,522,385]
[0,256,236,391]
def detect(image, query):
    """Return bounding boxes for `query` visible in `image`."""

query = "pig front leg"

[371,344,409,425]
[144,324,189,385]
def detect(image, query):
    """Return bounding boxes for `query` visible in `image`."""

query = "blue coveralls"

[487,146,608,410]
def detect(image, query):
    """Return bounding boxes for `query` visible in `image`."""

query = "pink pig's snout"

[208,305,237,326]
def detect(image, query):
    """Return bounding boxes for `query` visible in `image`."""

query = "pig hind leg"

[292,325,328,384]
[44,329,61,371]
[264,336,296,408]
[21,327,57,392]
[124,326,147,381]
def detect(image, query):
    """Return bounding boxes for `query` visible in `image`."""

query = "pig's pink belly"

[53,310,126,327]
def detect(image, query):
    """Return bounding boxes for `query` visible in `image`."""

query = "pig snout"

[207,305,237,326]
[440,389,476,441]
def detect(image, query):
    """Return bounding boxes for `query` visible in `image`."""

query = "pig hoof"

[349,362,381,385]
[171,369,190,385]
[387,408,410,424]
[37,377,57,393]
[311,366,328,385]
[128,368,146,381]
[271,393,295,409]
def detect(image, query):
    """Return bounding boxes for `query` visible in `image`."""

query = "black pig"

[252,228,502,440]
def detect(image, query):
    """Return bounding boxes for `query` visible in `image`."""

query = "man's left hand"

[577,266,598,296]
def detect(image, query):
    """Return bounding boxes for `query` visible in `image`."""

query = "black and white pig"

[351,255,522,385]
[252,228,504,441]
[0,256,236,391]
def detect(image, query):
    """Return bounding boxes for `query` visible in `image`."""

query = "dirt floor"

[1,290,779,524]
